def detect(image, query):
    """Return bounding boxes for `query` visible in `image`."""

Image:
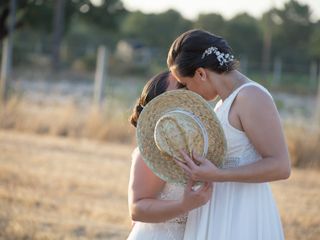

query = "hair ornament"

[201,47,234,66]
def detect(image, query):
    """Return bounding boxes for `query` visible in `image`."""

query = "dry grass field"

[0,130,132,240]
[0,130,319,240]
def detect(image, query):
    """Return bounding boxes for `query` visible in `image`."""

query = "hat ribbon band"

[167,109,209,158]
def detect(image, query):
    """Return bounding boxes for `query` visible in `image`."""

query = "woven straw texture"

[137,90,226,185]
[154,111,206,163]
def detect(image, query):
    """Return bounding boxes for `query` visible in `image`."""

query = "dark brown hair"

[130,71,171,128]
[167,29,238,77]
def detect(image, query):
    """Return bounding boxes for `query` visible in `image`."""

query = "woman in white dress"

[127,71,213,240]
[167,29,291,240]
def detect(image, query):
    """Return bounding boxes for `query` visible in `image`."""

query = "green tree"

[21,0,127,35]
[14,0,127,70]
[121,9,192,49]
[224,13,262,62]
[77,0,127,32]
[271,0,313,64]
[309,21,320,60]
[260,8,280,75]
[0,0,27,42]
[194,13,226,36]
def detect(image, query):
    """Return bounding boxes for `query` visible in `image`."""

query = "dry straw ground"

[1,96,319,169]
[0,85,319,239]
[0,130,319,240]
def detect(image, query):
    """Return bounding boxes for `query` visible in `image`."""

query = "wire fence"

[9,37,320,93]
[1,35,320,125]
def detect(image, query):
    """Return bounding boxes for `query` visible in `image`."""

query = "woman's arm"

[175,87,291,183]
[128,149,212,223]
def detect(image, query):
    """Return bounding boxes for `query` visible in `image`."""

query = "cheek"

[189,84,206,97]
[205,87,218,101]
[198,83,216,100]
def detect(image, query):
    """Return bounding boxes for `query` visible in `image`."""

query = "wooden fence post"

[272,57,282,87]
[0,0,16,103]
[93,45,108,107]
[310,61,317,89]
[240,55,248,75]
[316,62,320,125]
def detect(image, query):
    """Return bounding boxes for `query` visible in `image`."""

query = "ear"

[195,68,207,82]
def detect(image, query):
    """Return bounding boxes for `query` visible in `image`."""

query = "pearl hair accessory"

[201,47,234,66]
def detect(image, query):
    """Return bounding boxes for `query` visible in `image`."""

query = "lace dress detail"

[127,149,187,240]
[158,183,188,224]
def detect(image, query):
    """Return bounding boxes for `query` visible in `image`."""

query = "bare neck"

[212,70,249,101]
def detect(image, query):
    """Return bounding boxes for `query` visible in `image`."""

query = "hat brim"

[137,90,227,185]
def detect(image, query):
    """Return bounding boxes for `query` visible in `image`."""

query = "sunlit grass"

[1,96,319,169]
[0,131,319,239]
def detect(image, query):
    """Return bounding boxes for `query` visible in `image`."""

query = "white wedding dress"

[183,82,285,240]
[127,150,187,240]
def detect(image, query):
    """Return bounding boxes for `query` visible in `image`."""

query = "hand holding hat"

[137,89,227,185]
[175,149,223,183]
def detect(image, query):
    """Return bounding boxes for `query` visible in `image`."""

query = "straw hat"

[137,89,226,185]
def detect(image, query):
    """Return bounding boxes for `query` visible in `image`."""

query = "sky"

[121,0,320,21]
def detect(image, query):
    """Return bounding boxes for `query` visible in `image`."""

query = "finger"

[174,157,190,169]
[186,179,194,191]
[203,183,213,195]
[202,182,212,192]
[175,156,187,165]
[175,160,191,173]
[174,158,192,175]
[198,182,212,193]
[193,182,207,193]
[180,149,197,169]
[192,150,206,164]
[200,181,208,189]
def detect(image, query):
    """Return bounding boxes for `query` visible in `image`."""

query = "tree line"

[1,0,320,74]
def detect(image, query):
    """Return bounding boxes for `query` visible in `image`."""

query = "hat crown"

[137,90,226,185]
[154,110,208,162]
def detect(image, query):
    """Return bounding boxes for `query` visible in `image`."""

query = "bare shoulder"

[237,84,272,101]
[131,147,148,169]
[131,147,142,162]
[236,84,276,113]
[129,147,165,199]
[130,147,164,183]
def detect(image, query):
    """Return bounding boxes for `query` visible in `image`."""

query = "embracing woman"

[127,71,213,240]
[167,29,291,240]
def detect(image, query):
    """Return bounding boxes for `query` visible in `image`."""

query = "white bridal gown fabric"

[183,82,285,240]
[127,149,187,240]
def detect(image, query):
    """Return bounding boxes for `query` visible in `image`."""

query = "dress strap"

[219,82,272,123]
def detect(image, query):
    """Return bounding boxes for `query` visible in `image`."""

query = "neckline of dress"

[218,81,255,109]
